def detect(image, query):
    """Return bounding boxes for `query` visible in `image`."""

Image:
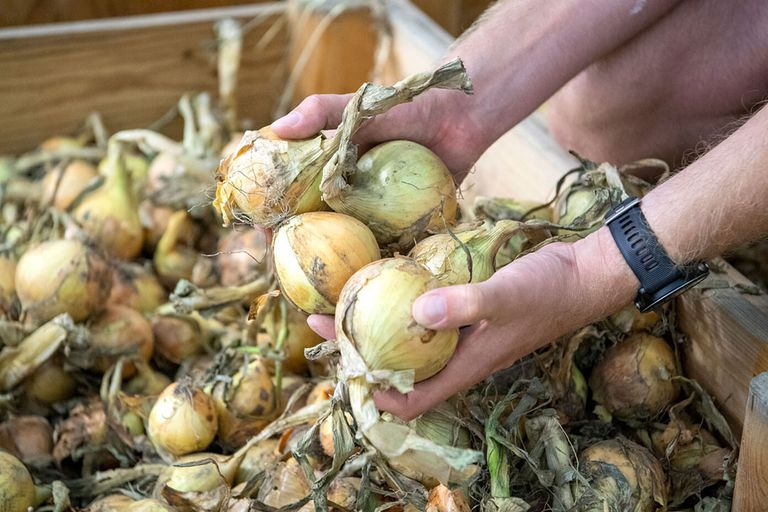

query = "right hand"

[270,92,484,183]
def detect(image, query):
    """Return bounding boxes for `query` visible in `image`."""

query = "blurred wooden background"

[0,0,493,35]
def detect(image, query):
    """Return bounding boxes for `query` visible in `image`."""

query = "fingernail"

[413,294,446,327]
[271,111,302,131]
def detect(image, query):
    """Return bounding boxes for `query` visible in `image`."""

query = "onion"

[590,333,678,424]
[409,402,471,448]
[124,360,172,396]
[410,220,523,285]
[153,210,200,287]
[234,438,279,484]
[151,315,204,365]
[0,451,36,512]
[575,438,668,512]
[23,358,76,403]
[88,494,135,512]
[306,380,334,406]
[273,211,380,314]
[73,144,143,260]
[262,298,323,374]
[175,354,214,384]
[325,141,458,251]
[15,239,112,323]
[213,127,329,227]
[126,499,174,512]
[426,484,471,512]
[0,416,53,467]
[0,255,17,315]
[138,200,174,251]
[258,458,311,508]
[40,135,81,152]
[99,151,150,201]
[41,160,98,210]
[336,257,459,382]
[609,306,661,334]
[108,262,167,314]
[159,452,239,494]
[147,379,218,456]
[473,197,553,222]
[88,305,154,378]
[217,228,269,287]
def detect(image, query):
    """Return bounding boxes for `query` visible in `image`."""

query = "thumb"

[412,282,496,330]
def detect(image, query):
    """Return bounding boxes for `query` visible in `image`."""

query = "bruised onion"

[336,258,458,382]
[273,211,380,314]
[108,262,166,314]
[213,127,329,227]
[23,358,76,404]
[590,333,678,423]
[575,438,667,512]
[148,379,218,456]
[151,315,204,364]
[0,451,36,512]
[217,228,269,287]
[410,220,522,285]
[88,305,154,378]
[73,144,143,259]
[15,239,111,322]
[41,160,98,210]
[262,298,323,374]
[325,140,458,251]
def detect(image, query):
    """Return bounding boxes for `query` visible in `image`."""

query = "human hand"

[308,228,639,420]
[271,92,485,183]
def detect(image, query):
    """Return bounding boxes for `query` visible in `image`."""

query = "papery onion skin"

[590,333,678,424]
[0,451,36,512]
[147,380,218,456]
[336,257,459,382]
[326,141,458,251]
[273,211,380,314]
[214,127,328,227]
[15,239,112,323]
[41,160,98,211]
[89,305,154,378]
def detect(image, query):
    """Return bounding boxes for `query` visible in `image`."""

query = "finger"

[271,94,352,139]
[307,314,335,339]
[412,281,497,330]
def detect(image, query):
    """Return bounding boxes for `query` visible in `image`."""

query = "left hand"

[308,228,639,420]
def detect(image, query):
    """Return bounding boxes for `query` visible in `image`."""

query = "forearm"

[437,0,681,154]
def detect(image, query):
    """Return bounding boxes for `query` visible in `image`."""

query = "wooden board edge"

[732,372,768,511]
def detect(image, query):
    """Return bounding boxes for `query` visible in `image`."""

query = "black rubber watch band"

[605,197,709,312]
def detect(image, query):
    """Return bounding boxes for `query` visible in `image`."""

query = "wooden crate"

[1,0,766,508]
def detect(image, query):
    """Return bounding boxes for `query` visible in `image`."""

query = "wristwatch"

[604,197,709,312]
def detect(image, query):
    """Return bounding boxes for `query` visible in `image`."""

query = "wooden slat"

[0,3,288,154]
[679,262,768,435]
[732,372,768,511]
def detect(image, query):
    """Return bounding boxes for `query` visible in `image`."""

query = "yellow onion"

[87,494,135,512]
[124,360,172,396]
[234,438,280,484]
[609,306,661,334]
[153,210,200,287]
[88,305,154,378]
[23,358,76,403]
[151,315,205,364]
[108,262,166,314]
[212,358,275,450]
[261,298,323,374]
[41,160,98,210]
[73,145,143,260]
[15,239,112,323]
[410,220,523,285]
[0,255,17,314]
[258,458,311,508]
[575,438,667,512]
[0,416,53,467]
[99,151,149,201]
[326,141,458,251]
[213,127,329,227]
[336,258,458,382]
[126,499,174,512]
[409,402,471,448]
[138,200,174,251]
[273,212,379,314]
[0,451,36,512]
[220,132,244,158]
[590,333,678,424]
[473,196,553,223]
[217,228,269,287]
[158,452,240,494]
[147,379,218,456]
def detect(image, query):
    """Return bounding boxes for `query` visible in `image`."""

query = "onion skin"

[213,127,328,227]
[575,438,668,512]
[326,140,458,251]
[336,258,459,382]
[217,228,269,287]
[147,380,218,456]
[41,160,98,210]
[590,333,678,424]
[273,212,380,314]
[23,358,76,404]
[108,263,166,314]
[0,451,36,512]
[15,239,112,323]
[89,305,154,378]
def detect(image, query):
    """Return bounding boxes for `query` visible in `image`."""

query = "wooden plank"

[679,262,768,435]
[732,372,768,511]
[0,3,288,154]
